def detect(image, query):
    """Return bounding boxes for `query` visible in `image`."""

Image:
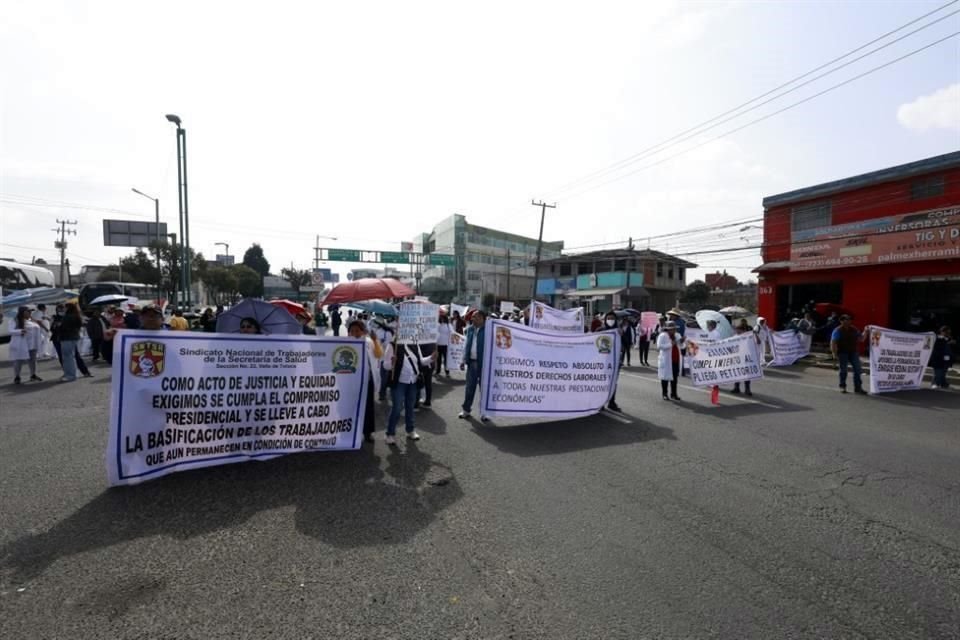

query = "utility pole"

[52,219,78,286]
[623,237,635,310]
[531,200,556,300]
[506,247,511,301]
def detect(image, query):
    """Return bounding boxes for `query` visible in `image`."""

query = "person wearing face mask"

[372,316,396,402]
[597,311,622,412]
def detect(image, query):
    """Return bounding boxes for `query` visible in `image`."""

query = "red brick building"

[705,271,739,292]
[755,151,960,331]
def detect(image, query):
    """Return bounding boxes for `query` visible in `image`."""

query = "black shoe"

[662,394,669,400]
[363,434,375,443]
[421,402,431,408]
[608,402,621,412]
[840,387,848,394]
[13,377,21,385]
[670,395,680,401]
[82,372,93,378]
[30,375,42,382]
[854,388,867,395]
[731,388,741,394]
[745,390,753,397]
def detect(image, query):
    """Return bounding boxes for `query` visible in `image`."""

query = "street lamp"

[215,242,230,265]
[131,188,161,301]
[166,113,191,308]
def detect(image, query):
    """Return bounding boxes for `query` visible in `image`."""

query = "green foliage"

[242,244,270,278]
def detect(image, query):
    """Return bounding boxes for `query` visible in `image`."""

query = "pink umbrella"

[323,278,416,305]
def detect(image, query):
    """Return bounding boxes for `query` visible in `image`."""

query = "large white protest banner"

[685,332,763,387]
[867,326,935,394]
[107,332,369,486]
[768,330,812,367]
[529,301,584,333]
[480,319,619,418]
[448,332,466,370]
[397,301,439,344]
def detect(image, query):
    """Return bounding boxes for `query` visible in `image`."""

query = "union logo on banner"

[495,326,513,349]
[535,305,543,320]
[595,335,612,354]
[332,346,358,374]
[685,340,700,357]
[871,330,882,347]
[130,341,165,378]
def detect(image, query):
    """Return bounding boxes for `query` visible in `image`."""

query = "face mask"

[605,319,616,327]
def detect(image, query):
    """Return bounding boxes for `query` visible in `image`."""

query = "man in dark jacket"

[830,315,867,394]
[86,310,105,362]
[458,310,487,421]
[931,326,955,389]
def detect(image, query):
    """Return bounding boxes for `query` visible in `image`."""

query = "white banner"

[499,301,516,315]
[529,301,584,333]
[867,326,935,394]
[107,332,369,486]
[686,332,764,387]
[450,303,469,319]
[397,301,439,344]
[767,329,812,367]
[480,319,619,418]
[448,332,466,370]
[684,327,709,343]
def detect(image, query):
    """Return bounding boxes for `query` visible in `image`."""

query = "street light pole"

[132,188,161,302]
[166,114,191,309]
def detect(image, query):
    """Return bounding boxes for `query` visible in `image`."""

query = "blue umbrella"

[352,300,398,317]
[694,310,735,340]
[216,298,301,335]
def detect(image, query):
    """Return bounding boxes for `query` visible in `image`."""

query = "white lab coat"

[656,331,684,381]
[437,323,451,347]
[9,321,41,361]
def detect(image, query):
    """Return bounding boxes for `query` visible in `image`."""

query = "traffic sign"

[327,249,360,262]
[381,251,409,264]
[427,254,456,267]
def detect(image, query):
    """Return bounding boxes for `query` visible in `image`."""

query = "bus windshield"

[0,260,56,291]
[78,282,154,309]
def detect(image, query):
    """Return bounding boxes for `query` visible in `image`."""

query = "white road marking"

[619,372,783,408]
[600,408,634,424]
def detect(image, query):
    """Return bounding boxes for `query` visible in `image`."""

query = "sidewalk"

[799,351,959,382]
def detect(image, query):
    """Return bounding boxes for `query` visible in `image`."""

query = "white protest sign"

[685,332,763,387]
[529,301,584,333]
[397,301,439,344]
[480,319,619,418]
[684,327,710,344]
[448,332,466,369]
[450,303,469,319]
[768,329,812,366]
[499,301,516,315]
[107,332,369,486]
[867,326,935,394]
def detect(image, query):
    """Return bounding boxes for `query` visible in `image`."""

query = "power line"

[556,32,960,202]
[542,2,960,199]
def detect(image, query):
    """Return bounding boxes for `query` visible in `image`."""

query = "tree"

[482,293,496,311]
[119,248,160,284]
[242,244,270,279]
[281,267,312,297]
[203,266,239,304]
[681,280,711,305]
[232,264,263,298]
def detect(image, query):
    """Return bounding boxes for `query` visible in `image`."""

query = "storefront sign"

[790,205,960,271]
[107,332,368,486]
[685,332,763,387]
[481,319,619,418]
[867,326,935,394]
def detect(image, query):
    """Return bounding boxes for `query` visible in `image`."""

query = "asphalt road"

[1,350,958,639]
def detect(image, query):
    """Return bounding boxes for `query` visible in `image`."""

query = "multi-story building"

[412,214,564,307]
[535,248,696,315]
[755,151,960,331]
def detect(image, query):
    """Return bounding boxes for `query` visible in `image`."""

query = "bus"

[0,260,56,291]
[78,282,156,310]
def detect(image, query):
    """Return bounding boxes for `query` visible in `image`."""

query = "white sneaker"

[385,435,397,445]
[458,410,470,419]
[931,383,939,389]
[406,431,421,441]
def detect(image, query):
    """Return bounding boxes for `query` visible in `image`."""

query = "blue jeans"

[387,382,417,435]
[61,340,79,380]
[838,352,863,390]
[462,361,481,413]
[933,368,949,388]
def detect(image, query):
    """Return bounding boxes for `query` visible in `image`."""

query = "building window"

[656,262,663,277]
[614,259,626,271]
[678,267,685,281]
[911,176,945,200]
[577,262,591,275]
[668,265,674,279]
[467,270,481,281]
[559,263,572,276]
[791,201,832,233]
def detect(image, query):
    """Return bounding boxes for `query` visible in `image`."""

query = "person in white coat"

[32,304,54,360]
[10,306,43,384]
[657,320,684,401]
[348,319,382,444]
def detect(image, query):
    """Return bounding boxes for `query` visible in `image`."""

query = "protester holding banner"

[657,321,684,400]
[754,317,771,362]
[600,311,622,412]
[830,315,867,394]
[415,342,435,409]
[931,326,955,389]
[349,319,381,443]
[458,310,487,421]
[620,318,634,367]
[731,320,757,396]
[386,342,429,444]
[435,315,451,376]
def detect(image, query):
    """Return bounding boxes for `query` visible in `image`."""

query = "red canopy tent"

[322,278,416,305]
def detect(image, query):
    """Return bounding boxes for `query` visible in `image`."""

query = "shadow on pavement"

[469,414,675,457]
[682,395,811,420]
[867,388,960,411]
[0,445,462,584]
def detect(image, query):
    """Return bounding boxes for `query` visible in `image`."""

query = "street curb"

[799,355,960,381]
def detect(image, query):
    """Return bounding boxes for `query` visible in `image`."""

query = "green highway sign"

[380,251,409,264]
[327,249,361,262]
[428,254,456,267]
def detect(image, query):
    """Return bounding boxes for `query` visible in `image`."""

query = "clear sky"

[2,0,958,285]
